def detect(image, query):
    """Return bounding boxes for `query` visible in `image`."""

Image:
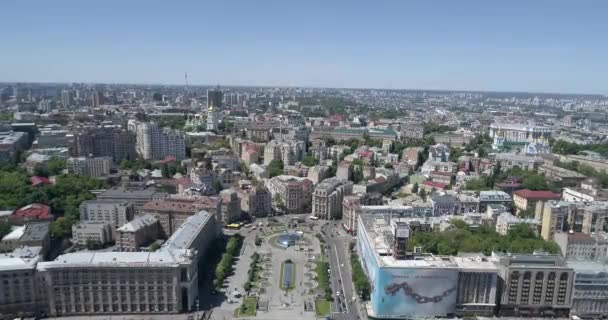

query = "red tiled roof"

[12,203,52,220]
[513,189,561,200]
[422,180,447,189]
[30,176,52,186]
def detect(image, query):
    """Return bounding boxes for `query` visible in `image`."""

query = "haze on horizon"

[1,0,607,95]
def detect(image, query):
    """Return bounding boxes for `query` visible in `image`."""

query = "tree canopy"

[268,159,284,178]
[408,223,560,256]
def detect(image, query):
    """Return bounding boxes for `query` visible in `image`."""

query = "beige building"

[235,185,272,218]
[71,222,113,246]
[219,189,241,224]
[513,189,561,215]
[307,165,330,184]
[37,211,217,317]
[554,232,598,260]
[266,175,313,215]
[539,201,571,241]
[116,214,159,252]
[336,161,351,181]
[142,195,220,236]
[312,177,353,220]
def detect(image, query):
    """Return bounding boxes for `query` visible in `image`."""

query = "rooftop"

[0,246,42,271]
[358,213,497,270]
[479,191,511,202]
[20,222,50,242]
[116,214,158,232]
[12,203,52,220]
[162,211,214,251]
[97,187,166,199]
[513,189,561,200]
[2,226,26,241]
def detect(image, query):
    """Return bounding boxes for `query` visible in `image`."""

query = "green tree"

[0,221,11,239]
[419,188,427,201]
[51,216,74,238]
[213,180,224,192]
[268,159,284,178]
[161,164,170,178]
[47,158,66,176]
[301,155,319,167]
[412,182,419,194]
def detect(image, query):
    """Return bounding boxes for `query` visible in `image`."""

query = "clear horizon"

[1,0,607,95]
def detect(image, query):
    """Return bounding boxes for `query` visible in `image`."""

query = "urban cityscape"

[2,2,608,320]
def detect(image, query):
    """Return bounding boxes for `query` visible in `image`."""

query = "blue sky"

[1,0,607,94]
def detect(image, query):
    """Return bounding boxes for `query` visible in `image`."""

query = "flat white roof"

[2,226,26,241]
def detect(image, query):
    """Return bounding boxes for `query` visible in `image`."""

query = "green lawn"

[235,297,257,317]
[315,260,332,300]
[315,299,331,316]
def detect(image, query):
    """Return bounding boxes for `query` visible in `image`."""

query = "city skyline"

[1,0,608,94]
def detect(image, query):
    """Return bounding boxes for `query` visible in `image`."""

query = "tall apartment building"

[235,185,272,217]
[73,127,136,163]
[206,87,223,110]
[266,175,313,215]
[135,122,186,161]
[312,177,353,220]
[263,139,305,166]
[79,200,135,228]
[336,161,352,181]
[539,201,572,241]
[37,211,218,317]
[66,156,112,177]
[219,189,241,224]
[493,252,574,317]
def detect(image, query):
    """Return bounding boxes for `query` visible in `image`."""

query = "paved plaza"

[211,217,326,320]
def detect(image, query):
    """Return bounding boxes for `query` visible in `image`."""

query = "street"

[321,221,364,320]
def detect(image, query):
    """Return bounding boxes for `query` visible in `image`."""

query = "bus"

[225,223,241,230]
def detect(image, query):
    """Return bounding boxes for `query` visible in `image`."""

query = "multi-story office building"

[0,131,28,163]
[312,177,353,220]
[61,90,72,108]
[116,214,159,251]
[494,153,544,171]
[356,213,499,318]
[95,188,166,214]
[73,127,136,163]
[135,122,186,161]
[478,191,512,213]
[71,222,113,246]
[66,156,112,177]
[336,161,352,181]
[142,195,220,236]
[554,232,598,260]
[206,87,223,110]
[37,211,218,317]
[539,201,572,240]
[263,139,305,166]
[489,123,552,144]
[266,175,313,215]
[513,189,561,215]
[567,260,608,318]
[0,246,44,317]
[235,184,272,217]
[343,200,414,234]
[219,189,241,225]
[492,252,574,317]
[571,201,608,234]
[79,200,136,228]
